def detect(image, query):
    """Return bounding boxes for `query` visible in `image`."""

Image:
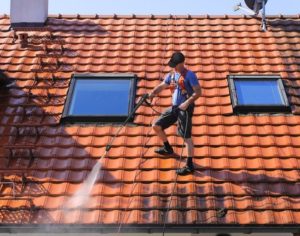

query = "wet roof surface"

[0,14,300,226]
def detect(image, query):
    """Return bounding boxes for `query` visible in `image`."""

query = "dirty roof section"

[0,14,300,230]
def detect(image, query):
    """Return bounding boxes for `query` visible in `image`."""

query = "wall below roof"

[0,233,293,236]
[192,233,293,236]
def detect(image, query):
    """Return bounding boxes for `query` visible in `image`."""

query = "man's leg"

[152,107,177,155]
[185,138,194,157]
[185,138,194,168]
[152,125,168,142]
[176,106,195,175]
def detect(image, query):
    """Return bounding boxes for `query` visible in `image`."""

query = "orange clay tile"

[1,14,300,229]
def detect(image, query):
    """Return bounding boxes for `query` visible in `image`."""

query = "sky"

[0,0,299,15]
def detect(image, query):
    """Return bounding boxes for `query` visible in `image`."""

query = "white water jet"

[65,161,102,209]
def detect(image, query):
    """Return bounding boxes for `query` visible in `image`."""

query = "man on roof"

[149,51,202,175]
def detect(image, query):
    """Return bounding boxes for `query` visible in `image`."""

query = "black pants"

[154,104,194,139]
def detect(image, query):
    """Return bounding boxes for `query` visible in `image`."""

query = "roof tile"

[1,14,300,229]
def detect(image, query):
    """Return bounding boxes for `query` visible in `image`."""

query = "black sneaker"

[154,146,174,155]
[176,165,194,175]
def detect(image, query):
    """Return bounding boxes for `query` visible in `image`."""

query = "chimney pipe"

[10,0,48,28]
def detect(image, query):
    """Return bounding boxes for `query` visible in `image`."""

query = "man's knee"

[152,124,162,132]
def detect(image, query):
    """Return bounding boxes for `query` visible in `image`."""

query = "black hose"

[104,93,149,153]
[162,109,189,236]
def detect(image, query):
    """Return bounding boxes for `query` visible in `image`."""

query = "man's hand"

[178,101,189,111]
[148,92,155,103]
[148,82,169,104]
[179,84,201,111]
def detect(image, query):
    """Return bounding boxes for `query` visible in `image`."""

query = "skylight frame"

[61,73,137,123]
[228,74,290,113]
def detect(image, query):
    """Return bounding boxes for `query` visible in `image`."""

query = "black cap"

[168,51,185,68]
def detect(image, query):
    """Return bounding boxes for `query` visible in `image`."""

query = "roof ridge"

[1,13,300,20]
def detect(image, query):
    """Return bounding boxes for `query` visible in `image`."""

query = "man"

[148,51,201,175]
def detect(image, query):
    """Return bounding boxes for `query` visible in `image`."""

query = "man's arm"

[148,82,169,100]
[178,84,201,111]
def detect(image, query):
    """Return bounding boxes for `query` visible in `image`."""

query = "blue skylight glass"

[234,79,284,105]
[68,79,132,116]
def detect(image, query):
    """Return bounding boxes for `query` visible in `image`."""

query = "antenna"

[234,0,268,31]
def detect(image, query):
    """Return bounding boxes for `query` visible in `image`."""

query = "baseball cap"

[168,51,185,68]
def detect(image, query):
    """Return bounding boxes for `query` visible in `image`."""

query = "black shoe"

[154,146,174,155]
[176,165,194,175]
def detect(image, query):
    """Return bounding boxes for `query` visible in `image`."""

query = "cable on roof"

[116,17,173,233]
[162,109,188,236]
[161,15,186,236]
[116,97,159,233]
[159,15,228,235]
[159,18,173,81]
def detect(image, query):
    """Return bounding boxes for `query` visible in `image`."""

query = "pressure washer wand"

[102,93,150,156]
[128,93,149,120]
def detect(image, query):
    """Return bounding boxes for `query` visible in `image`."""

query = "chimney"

[10,0,48,27]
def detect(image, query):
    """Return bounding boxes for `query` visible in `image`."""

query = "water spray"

[64,94,151,212]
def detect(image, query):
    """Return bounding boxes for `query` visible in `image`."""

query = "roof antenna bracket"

[234,0,268,32]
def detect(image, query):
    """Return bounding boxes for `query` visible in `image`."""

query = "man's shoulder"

[185,70,200,87]
[186,70,197,79]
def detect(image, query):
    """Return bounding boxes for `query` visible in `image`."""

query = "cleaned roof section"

[0,14,300,229]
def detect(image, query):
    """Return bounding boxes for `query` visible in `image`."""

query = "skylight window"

[62,73,136,122]
[228,75,290,113]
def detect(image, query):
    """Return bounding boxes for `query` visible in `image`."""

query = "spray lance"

[99,93,151,159]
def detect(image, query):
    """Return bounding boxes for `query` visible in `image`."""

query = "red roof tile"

[1,14,300,232]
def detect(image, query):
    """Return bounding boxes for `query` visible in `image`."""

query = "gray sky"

[0,0,299,15]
